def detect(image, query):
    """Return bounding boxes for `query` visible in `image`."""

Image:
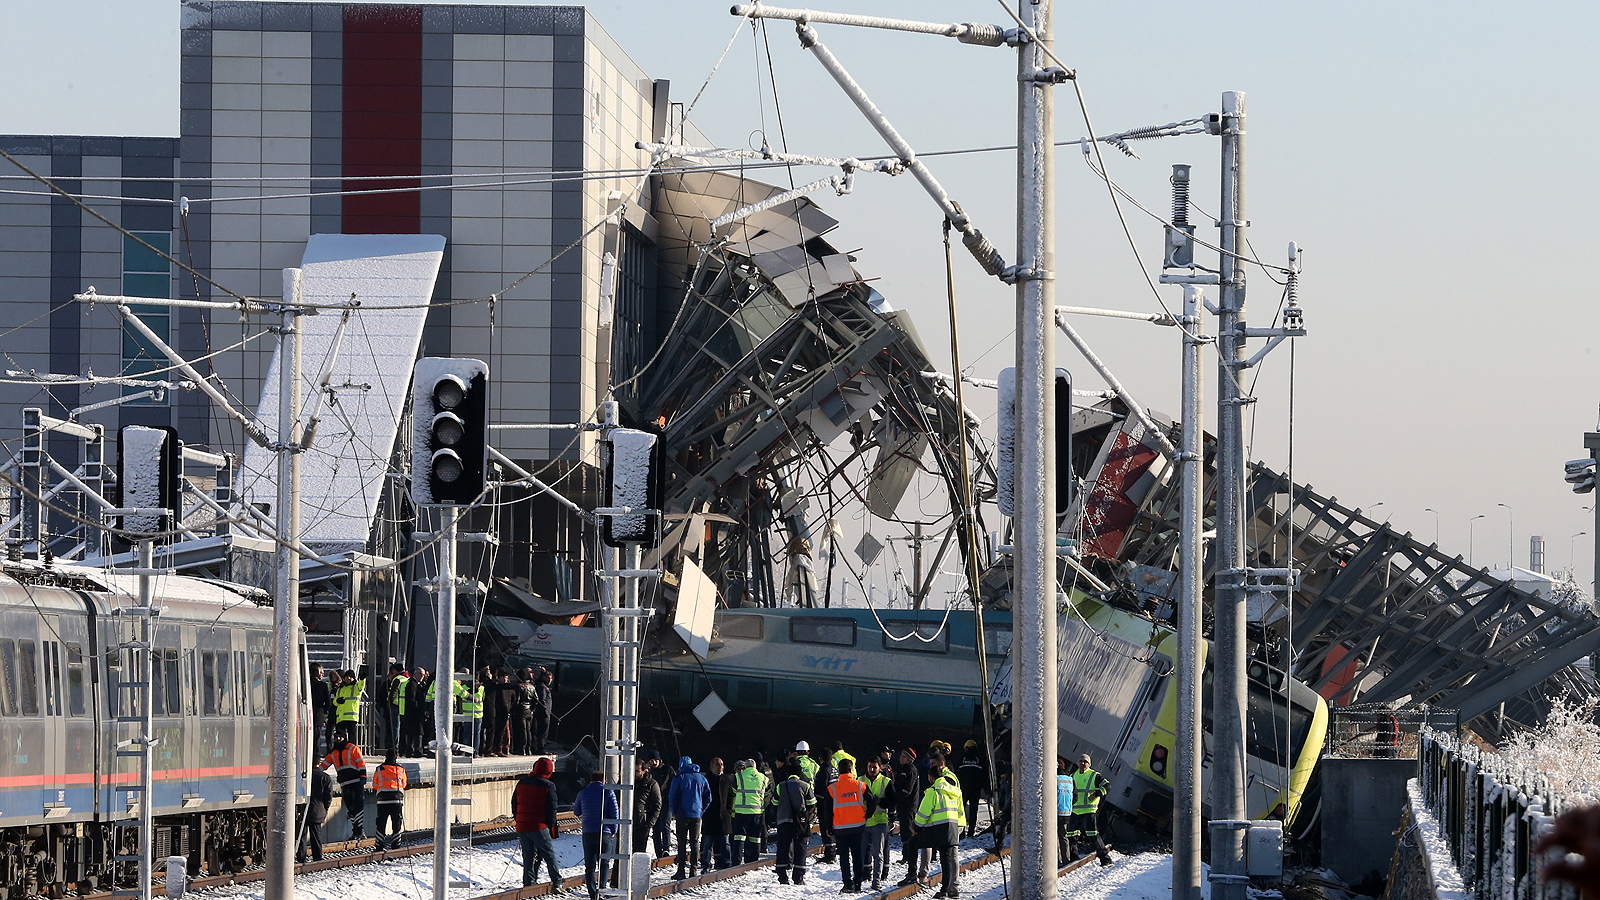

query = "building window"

[121,233,172,405]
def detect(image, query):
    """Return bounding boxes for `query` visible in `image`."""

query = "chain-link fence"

[1418,730,1577,900]
[1326,704,1461,759]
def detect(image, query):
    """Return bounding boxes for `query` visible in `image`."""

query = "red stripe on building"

[342,5,424,234]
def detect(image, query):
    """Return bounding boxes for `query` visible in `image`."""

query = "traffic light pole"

[433,509,457,900]
[265,270,303,900]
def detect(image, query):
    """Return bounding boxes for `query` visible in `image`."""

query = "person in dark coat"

[512,757,563,888]
[531,667,554,754]
[956,740,988,839]
[297,765,334,863]
[668,756,712,879]
[699,757,729,873]
[572,771,619,900]
[309,664,331,757]
[408,668,434,756]
[513,668,538,755]
[893,747,927,881]
[633,760,662,854]
[647,751,676,858]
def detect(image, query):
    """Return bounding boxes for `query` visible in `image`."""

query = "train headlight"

[1150,744,1168,778]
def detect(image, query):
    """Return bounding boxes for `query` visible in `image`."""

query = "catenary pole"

[136,537,156,900]
[1174,284,1205,900]
[1210,90,1250,900]
[265,268,303,900]
[434,509,458,900]
[1012,0,1059,896]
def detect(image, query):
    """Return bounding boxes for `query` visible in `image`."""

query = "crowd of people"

[510,737,1112,900]
[308,662,556,760]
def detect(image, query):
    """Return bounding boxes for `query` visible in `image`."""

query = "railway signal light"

[412,358,489,506]
[602,427,660,547]
[1566,458,1596,494]
[117,424,180,535]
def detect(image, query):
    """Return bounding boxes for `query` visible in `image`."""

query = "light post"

[1498,502,1515,568]
[1424,508,1440,545]
[1469,514,1486,567]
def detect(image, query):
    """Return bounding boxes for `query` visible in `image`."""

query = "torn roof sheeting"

[652,160,853,306]
[237,233,446,552]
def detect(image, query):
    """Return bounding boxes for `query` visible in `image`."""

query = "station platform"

[319,753,557,842]
[373,753,556,786]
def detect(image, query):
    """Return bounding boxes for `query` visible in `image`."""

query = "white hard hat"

[795,740,810,752]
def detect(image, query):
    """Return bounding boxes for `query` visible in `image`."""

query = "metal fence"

[1418,730,1577,900]
[1326,705,1461,759]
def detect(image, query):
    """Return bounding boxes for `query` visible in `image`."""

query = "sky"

[4,1,1600,585]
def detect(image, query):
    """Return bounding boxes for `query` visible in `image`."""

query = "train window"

[714,615,763,641]
[152,649,168,716]
[43,642,61,716]
[983,624,1013,657]
[17,640,40,716]
[106,653,122,719]
[789,617,856,647]
[201,652,218,716]
[161,646,180,711]
[234,651,246,716]
[1201,670,1313,768]
[0,640,16,716]
[66,643,85,716]
[249,653,267,716]
[217,649,231,713]
[880,619,950,654]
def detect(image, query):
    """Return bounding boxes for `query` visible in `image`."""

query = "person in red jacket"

[512,757,563,889]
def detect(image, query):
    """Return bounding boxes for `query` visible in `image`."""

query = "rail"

[1417,730,1578,900]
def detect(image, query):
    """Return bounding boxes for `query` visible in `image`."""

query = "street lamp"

[1423,508,1440,545]
[1498,502,1515,568]
[1468,514,1486,567]
[1572,532,1587,578]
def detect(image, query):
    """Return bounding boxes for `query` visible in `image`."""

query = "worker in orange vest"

[372,749,408,850]
[830,757,869,892]
[320,733,368,840]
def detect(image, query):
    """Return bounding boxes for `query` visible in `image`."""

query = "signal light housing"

[1149,744,1169,778]
[412,358,489,506]
[118,424,181,536]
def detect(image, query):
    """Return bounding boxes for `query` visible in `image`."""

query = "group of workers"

[518,737,1046,900]
[309,662,555,760]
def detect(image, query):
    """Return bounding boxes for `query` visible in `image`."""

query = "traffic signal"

[117,424,181,535]
[1566,458,1596,494]
[603,427,660,547]
[411,358,489,506]
[995,367,1073,520]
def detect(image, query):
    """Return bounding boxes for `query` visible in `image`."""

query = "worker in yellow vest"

[729,759,770,865]
[899,752,964,897]
[862,756,898,890]
[333,669,364,741]
[1066,753,1113,866]
[462,678,485,752]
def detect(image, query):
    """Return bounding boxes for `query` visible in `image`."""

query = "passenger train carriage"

[0,562,309,898]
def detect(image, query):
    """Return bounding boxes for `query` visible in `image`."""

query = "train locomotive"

[0,561,309,898]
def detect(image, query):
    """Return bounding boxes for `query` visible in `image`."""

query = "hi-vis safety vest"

[794,755,819,783]
[373,765,407,804]
[863,772,892,827]
[322,743,367,788]
[334,680,364,723]
[914,770,965,829]
[1057,773,1073,816]
[390,674,410,716]
[732,767,769,815]
[830,774,866,828]
[1071,768,1108,815]
[462,684,485,719]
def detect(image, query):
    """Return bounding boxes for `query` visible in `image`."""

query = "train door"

[57,614,96,814]
[38,617,68,815]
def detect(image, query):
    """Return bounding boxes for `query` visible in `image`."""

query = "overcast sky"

[4,1,1599,584]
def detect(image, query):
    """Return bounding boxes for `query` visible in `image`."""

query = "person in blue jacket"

[572,770,620,900]
[1056,756,1075,866]
[668,755,713,879]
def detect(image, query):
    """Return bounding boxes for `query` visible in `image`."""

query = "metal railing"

[1418,730,1577,900]
[1326,705,1460,759]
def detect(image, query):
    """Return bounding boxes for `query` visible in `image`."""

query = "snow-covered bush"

[1497,696,1600,805]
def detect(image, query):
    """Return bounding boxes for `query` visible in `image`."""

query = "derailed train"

[0,562,309,899]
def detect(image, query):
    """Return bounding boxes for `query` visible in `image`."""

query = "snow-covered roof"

[236,233,446,551]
